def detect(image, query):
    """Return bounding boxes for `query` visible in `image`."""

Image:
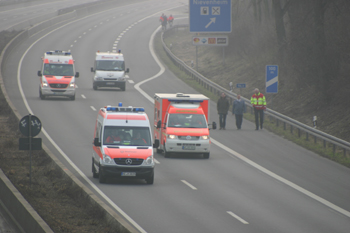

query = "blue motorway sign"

[189,0,232,33]
[266,65,278,93]
[236,83,246,88]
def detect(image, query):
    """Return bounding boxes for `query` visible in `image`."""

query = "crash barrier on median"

[161,24,350,159]
[0,1,150,232]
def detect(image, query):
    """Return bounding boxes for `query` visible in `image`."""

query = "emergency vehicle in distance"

[153,93,216,159]
[91,50,129,91]
[37,50,79,100]
[92,103,155,184]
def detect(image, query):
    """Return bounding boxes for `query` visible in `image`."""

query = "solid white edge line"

[227,211,249,224]
[181,180,197,190]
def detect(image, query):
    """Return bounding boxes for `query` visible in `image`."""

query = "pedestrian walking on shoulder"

[251,88,266,130]
[217,92,229,130]
[232,94,246,129]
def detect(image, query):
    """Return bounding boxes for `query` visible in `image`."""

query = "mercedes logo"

[57,84,61,88]
[125,158,132,165]
[186,135,191,140]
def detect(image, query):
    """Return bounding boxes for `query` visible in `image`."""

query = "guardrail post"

[314,135,317,143]
[284,122,286,130]
[298,128,301,138]
[333,144,336,156]
[306,132,309,141]
[290,125,293,134]
[323,140,326,148]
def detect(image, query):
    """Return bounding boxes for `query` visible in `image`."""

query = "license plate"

[183,144,195,150]
[106,82,115,85]
[121,172,136,176]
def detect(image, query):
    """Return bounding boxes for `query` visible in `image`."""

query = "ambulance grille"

[114,158,143,165]
[104,78,117,80]
[178,136,200,140]
[49,84,68,88]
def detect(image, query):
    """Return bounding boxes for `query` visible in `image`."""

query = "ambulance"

[92,103,155,184]
[153,93,216,159]
[91,50,129,91]
[37,50,79,100]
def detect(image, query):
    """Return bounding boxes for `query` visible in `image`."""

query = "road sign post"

[236,83,246,95]
[19,114,42,185]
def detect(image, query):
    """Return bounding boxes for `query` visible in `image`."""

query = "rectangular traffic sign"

[266,65,278,93]
[189,0,232,33]
[236,83,246,88]
[19,138,42,150]
[192,35,228,46]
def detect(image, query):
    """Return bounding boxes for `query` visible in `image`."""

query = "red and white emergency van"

[37,50,79,100]
[153,93,216,159]
[92,103,155,184]
[90,50,129,91]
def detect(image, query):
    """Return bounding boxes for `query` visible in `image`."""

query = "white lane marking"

[181,180,197,190]
[227,211,249,224]
[90,106,96,111]
[81,94,86,99]
[133,17,350,219]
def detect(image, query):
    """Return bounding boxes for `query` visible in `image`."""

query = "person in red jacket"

[168,14,174,27]
[251,88,266,130]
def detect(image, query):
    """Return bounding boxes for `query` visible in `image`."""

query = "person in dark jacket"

[232,94,246,129]
[217,92,230,130]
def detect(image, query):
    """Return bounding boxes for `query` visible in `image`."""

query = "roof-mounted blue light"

[133,107,145,112]
[168,99,203,103]
[105,106,145,112]
[118,102,122,107]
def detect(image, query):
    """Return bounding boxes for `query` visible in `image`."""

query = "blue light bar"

[105,106,145,112]
[118,102,122,107]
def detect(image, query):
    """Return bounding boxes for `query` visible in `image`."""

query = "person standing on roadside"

[217,92,230,130]
[251,88,266,130]
[232,94,246,130]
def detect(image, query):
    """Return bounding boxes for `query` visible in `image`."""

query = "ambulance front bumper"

[165,139,210,154]
[41,87,75,97]
[100,164,154,179]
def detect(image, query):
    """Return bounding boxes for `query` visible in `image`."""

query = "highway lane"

[2,0,350,232]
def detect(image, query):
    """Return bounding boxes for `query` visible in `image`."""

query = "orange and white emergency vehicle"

[37,50,79,100]
[92,103,155,184]
[90,50,129,91]
[153,93,216,159]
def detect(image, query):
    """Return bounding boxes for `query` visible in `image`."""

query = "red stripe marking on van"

[107,115,147,120]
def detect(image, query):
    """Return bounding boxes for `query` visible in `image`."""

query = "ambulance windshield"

[96,60,125,71]
[168,114,207,128]
[43,64,74,76]
[103,126,151,146]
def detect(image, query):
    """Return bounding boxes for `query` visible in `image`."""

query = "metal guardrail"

[161,24,350,157]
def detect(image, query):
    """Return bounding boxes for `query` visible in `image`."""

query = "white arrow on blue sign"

[266,65,278,93]
[189,0,232,33]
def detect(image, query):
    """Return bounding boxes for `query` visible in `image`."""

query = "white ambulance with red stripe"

[37,50,79,100]
[92,103,155,184]
[153,93,216,159]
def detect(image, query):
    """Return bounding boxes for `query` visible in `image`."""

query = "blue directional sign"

[236,83,246,88]
[189,0,232,33]
[266,65,278,93]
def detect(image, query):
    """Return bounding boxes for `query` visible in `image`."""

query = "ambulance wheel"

[92,160,98,178]
[164,144,171,158]
[70,94,75,100]
[93,84,98,90]
[145,173,154,184]
[98,165,106,183]
[156,148,163,154]
[39,90,45,100]
[203,153,210,159]
[120,84,125,91]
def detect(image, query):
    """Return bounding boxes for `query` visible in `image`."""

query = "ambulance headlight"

[102,154,114,164]
[42,82,48,87]
[201,135,209,140]
[94,76,103,81]
[168,135,177,139]
[143,155,154,165]
[69,82,75,87]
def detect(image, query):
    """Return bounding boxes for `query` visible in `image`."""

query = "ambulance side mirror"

[75,72,79,78]
[211,121,217,130]
[37,71,42,76]
[126,68,129,73]
[93,138,101,147]
[91,67,94,72]
[156,120,161,129]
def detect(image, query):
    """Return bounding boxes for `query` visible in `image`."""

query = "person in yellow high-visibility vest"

[251,88,266,130]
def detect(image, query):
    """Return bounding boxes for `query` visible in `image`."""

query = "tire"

[120,84,125,91]
[156,148,163,154]
[145,173,154,184]
[70,94,75,100]
[39,90,45,100]
[98,165,106,183]
[93,83,97,90]
[203,153,210,159]
[164,144,171,158]
[92,160,99,178]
